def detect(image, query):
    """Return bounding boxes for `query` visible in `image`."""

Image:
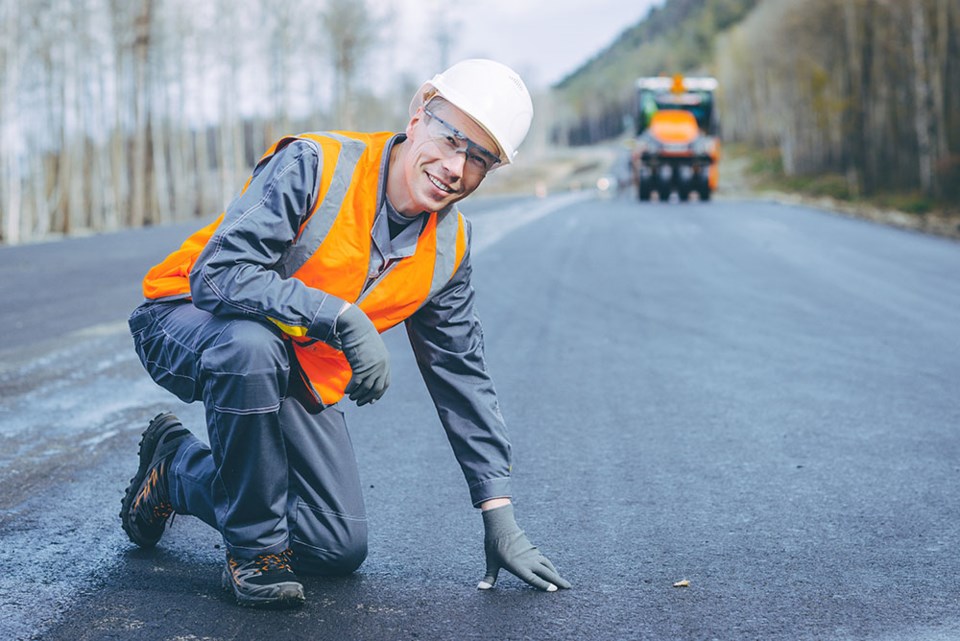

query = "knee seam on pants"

[212,402,283,415]
[299,505,367,522]
[293,497,367,523]
[204,366,290,377]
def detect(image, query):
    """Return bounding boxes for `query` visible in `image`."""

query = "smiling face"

[387,99,501,216]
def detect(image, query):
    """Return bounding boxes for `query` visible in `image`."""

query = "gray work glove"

[335,304,390,406]
[478,504,571,592]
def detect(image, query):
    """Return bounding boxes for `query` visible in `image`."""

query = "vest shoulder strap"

[274,132,372,279]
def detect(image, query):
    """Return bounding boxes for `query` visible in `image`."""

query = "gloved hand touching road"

[335,304,390,406]
[478,503,571,592]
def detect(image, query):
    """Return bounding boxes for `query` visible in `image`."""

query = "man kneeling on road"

[120,59,570,608]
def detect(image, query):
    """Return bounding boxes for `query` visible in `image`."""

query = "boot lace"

[256,549,295,573]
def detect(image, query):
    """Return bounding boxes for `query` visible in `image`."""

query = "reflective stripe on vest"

[273,132,367,280]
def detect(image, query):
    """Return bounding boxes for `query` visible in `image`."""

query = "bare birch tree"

[1,0,23,243]
[910,0,935,196]
[715,0,958,199]
[321,0,379,130]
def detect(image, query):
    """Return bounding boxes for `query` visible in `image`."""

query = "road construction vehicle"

[630,75,720,202]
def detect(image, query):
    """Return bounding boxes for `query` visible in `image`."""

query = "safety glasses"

[423,106,502,176]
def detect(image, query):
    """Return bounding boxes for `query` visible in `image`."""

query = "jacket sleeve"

[189,138,346,342]
[404,224,513,507]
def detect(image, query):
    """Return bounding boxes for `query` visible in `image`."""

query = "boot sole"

[222,568,306,609]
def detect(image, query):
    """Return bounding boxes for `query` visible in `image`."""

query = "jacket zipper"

[356,258,400,305]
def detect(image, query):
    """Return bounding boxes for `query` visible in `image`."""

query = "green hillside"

[551,0,759,145]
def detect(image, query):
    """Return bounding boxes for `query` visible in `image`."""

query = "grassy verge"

[727,143,960,240]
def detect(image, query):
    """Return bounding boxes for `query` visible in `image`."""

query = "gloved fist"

[478,503,571,592]
[335,304,390,406]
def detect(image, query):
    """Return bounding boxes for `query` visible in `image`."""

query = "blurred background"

[1,0,957,245]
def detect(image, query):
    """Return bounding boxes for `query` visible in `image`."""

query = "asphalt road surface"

[2,191,959,641]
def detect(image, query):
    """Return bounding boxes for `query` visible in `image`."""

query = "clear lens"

[423,108,501,175]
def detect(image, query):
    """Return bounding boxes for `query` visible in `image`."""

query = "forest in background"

[1,0,958,245]
[0,0,411,245]
[554,0,960,205]
[716,0,959,203]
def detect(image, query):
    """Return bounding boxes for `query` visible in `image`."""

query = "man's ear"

[405,107,424,139]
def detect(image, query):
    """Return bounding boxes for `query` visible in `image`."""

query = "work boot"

[222,549,306,609]
[120,412,189,547]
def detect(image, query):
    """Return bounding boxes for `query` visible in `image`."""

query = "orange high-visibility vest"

[142,131,468,406]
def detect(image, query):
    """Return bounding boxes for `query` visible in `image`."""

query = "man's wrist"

[307,294,349,343]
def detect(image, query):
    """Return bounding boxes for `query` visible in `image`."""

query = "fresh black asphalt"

[1,192,959,640]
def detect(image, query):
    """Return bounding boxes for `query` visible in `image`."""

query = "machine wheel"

[638,180,652,201]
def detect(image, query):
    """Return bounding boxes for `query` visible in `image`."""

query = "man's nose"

[441,150,466,180]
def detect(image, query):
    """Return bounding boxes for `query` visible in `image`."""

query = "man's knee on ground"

[292,537,368,576]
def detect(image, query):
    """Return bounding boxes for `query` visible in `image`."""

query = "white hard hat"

[409,59,533,165]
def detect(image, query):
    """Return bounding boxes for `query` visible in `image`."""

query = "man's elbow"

[188,266,221,313]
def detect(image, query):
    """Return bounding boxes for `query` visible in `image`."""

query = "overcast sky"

[382,0,667,90]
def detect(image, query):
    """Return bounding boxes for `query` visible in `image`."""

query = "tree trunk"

[842,0,864,198]
[1,0,23,243]
[928,0,949,194]
[910,0,934,195]
[150,102,171,223]
[130,0,152,226]
[169,7,193,221]
[86,49,107,232]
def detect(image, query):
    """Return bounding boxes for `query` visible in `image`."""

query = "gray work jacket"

[188,133,512,507]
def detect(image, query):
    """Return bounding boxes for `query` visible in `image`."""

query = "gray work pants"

[128,300,367,575]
